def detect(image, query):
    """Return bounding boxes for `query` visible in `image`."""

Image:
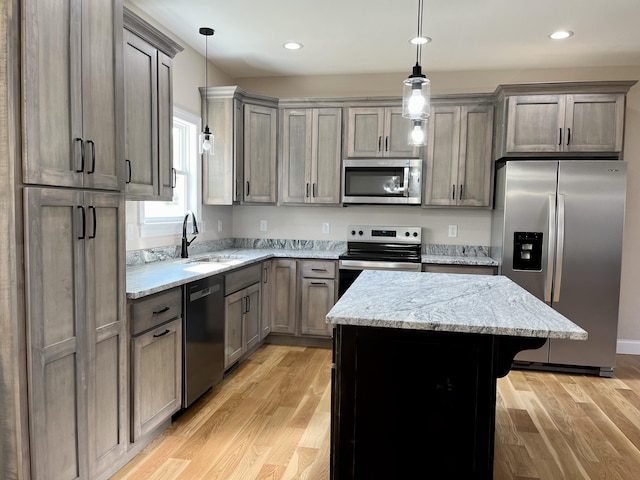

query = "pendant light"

[402,0,430,130]
[199,27,215,155]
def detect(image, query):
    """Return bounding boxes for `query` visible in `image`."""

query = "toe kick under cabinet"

[129,287,183,442]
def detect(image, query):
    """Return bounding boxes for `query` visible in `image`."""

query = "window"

[140,108,201,237]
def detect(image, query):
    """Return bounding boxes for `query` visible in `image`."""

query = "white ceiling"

[129,0,640,79]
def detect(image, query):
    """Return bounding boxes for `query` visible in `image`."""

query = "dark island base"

[330,324,545,479]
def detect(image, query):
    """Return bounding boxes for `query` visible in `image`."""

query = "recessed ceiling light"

[283,42,303,50]
[410,36,431,45]
[549,30,574,40]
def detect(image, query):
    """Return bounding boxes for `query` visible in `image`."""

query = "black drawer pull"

[152,306,170,315]
[311,281,327,286]
[153,329,170,338]
[311,268,327,272]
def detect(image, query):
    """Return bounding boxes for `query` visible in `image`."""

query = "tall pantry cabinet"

[20,1,127,479]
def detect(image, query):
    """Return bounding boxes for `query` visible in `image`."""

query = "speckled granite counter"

[327,270,585,339]
[126,248,342,299]
[421,254,498,266]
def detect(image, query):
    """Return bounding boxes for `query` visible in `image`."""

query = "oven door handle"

[339,259,422,271]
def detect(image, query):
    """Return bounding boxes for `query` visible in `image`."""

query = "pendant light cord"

[415,0,424,65]
[205,33,208,127]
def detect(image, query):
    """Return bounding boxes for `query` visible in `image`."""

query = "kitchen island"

[326,270,586,479]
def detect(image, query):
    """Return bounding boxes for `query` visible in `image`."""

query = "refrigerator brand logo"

[608,169,620,172]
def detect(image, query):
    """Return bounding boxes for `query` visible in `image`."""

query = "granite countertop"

[126,248,342,299]
[326,270,587,340]
[421,254,498,266]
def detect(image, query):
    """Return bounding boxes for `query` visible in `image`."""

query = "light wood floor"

[111,344,640,480]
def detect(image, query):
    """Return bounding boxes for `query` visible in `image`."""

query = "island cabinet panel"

[22,0,123,191]
[331,324,546,480]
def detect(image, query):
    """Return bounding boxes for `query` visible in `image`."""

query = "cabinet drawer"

[301,260,336,279]
[225,263,262,296]
[130,287,182,336]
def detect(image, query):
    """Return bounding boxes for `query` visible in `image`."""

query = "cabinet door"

[81,0,122,191]
[24,187,88,479]
[270,259,297,334]
[124,29,158,197]
[260,262,272,339]
[131,319,182,441]
[384,107,419,158]
[203,97,235,205]
[565,94,625,153]
[225,290,245,367]
[311,108,342,204]
[505,95,565,153]
[425,106,461,206]
[347,107,384,157]
[244,284,261,351]
[244,104,277,203]
[84,191,127,477]
[281,109,312,203]
[158,51,175,199]
[457,105,494,207]
[300,278,335,337]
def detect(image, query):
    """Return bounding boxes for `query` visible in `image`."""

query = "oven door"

[338,259,422,297]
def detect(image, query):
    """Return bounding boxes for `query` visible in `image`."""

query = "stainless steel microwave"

[342,158,422,205]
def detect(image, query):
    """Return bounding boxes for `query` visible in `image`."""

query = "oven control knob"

[358,230,363,236]
[351,230,356,236]
[405,231,410,237]
[413,232,418,237]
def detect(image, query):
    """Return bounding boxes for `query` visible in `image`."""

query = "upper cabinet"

[281,107,342,204]
[494,81,636,159]
[22,0,124,191]
[346,106,419,158]
[123,7,183,200]
[424,99,494,208]
[201,87,278,205]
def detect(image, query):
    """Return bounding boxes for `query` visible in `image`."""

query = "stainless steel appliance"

[491,160,627,376]
[184,275,225,407]
[342,159,422,204]
[338,225,422,297]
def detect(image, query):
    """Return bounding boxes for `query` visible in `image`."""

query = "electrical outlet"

[260,220,268,232]
[217,219,223,232]
[322,222,330,234]
[448,224,458,238]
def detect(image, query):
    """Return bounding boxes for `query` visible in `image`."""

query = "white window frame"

[140,108,202,237]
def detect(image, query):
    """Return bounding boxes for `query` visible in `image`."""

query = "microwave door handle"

[403,167,409,197]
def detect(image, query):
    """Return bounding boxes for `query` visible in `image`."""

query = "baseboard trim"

[617,339,640,355]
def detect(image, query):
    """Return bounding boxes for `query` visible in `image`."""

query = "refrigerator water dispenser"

[513,232,543,271]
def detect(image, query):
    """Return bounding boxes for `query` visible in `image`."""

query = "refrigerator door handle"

[545,194,556,303]
[554,194,566,302]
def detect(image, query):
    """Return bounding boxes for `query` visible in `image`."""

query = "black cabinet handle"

[385,136,389,151]
[172,167,177,188]
[263,267,269,284]
[559,128,563,146]
[246,181,250,196]
[311,268,327,272]
[125,159,131,184]
[306,183,310,198]
[153,329,170,338]
[152,306,170,315]
[378,136,382,151]
[86,140,95,174]
[313,183,317,197]
[88,206,96,239]
[452,184,456,200]
[77,206,86,240]
[459,184,464,201]
[247,295,251,313]
[75,138,85,173]
[311,281,327,286]
[567,128,571,145]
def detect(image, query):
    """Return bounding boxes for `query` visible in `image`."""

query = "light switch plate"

[322,222,330,234]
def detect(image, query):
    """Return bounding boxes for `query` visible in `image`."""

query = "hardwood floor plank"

[111,348,640,480]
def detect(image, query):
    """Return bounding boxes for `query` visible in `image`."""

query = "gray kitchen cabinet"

[270,259,298,335]
[129,287,182,443]
[281,108,342,204]
[424,103,493,207]
[244,103,278,203]
[24,187,127,480]
[123,8,182,200]
[494,82,635,159]
[300,260,336,337]
[224,265,262,368]
[346,106,419,158]
[22,0,123,192]
[260,261,272,339]
[422,264,497,275]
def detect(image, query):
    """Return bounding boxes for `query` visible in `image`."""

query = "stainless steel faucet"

[181,210,199,258]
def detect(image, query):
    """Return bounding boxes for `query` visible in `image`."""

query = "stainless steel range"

[338,225,422,297]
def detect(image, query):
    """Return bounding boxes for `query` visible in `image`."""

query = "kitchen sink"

[183,254,244,264]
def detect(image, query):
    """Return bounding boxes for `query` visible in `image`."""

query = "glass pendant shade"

[402,65,430,120]
[408,120,428,146]
[199,125,214,155]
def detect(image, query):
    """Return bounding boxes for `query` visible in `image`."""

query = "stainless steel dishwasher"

[184,275,224,407]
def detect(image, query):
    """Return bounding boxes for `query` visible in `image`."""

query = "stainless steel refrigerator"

[491,160,626,376]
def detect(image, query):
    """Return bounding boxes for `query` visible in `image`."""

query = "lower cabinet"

[260,261,273,339]
[129,287,183,443]
[270,259,298,334]
[422,264,497,275]
[224,264,262,368]
[300,260,336,337]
